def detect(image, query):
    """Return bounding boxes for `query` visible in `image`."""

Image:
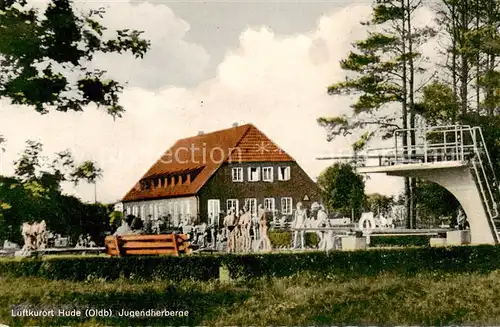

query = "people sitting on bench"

[114,215,135,236]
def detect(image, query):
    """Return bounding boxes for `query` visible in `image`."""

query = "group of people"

[113,214,147,236]
[223,204,271,253]
[291,202,332,250]
[114,201,333,251]
[20,220,48,254]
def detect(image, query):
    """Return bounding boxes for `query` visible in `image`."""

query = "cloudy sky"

[0,0,436,204]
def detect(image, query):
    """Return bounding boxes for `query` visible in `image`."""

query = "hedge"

[0,256,220,281]
[2,245,500,282]
[269,231,319,248]
[269,232,431,248]
[221,245,500,280]
[369,235,432,247]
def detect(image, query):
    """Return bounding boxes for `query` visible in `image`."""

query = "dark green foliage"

[364,193,394,214]
[317,163,365,218]
[416,81,460,125]
[461,113,500,177]
[5,245,500,283]
[0,141,107,244]
[0,0,150,117]
[268,231,319,248]
[369,235,432,247]
[221,245,500,280]
[268,231,291,247]
[0,175,111,244]
[415,180,459,220]
[0,256,220,281]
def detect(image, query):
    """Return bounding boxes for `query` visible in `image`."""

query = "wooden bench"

[104,233,191,256]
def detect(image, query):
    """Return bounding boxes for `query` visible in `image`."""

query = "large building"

[121,123,321,226]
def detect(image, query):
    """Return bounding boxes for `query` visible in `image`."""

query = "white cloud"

[86,2,210,89]
[0,3,408,204]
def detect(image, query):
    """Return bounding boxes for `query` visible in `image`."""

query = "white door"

[207,199,220,226]
[245,198,257,216]
[264,198,275,216]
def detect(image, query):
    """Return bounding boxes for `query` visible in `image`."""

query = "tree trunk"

[451,1,459,102]
[485,0,498,116]
[400,0,411,229]
[406,0,418,229]
[459,0,470,115]
[475,0,481,113]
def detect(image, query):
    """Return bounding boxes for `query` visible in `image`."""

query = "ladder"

[469,127,500,243]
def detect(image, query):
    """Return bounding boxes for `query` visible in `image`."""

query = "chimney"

[197,131,204,135]
[232,122,238,128]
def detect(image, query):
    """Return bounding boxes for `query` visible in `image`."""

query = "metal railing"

[316,125,500,242]
[370,125,500,242]
[469,127,500,242]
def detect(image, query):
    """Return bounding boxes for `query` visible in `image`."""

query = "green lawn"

[2,270,500,326]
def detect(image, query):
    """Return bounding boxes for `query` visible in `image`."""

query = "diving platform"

[319,125,500,245]
[357,160,468,174]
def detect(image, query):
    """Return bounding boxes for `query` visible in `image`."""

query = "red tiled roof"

[122,123,294,202]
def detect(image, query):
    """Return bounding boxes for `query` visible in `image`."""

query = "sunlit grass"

[3,270,500,326]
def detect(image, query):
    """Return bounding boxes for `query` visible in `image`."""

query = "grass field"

[2,270,500,326]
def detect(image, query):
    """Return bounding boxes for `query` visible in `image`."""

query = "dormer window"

[278,166,291,181]
[248,167,260,182]
[262,167,273,182]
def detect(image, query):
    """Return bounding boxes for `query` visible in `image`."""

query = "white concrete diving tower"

[347,125,499,245]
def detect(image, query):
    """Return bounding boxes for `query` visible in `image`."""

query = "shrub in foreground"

[220,245,500,280]
[0,256,221,281]
[369,235,432,247]
[269,231,319,248]
[1,245,500,282]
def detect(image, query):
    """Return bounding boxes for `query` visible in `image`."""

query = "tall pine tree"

[319,0,435,228]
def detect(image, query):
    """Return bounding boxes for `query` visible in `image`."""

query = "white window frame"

[264,198,275,212]
[262,167,273,182]
[278,166,291,181]
[208,199,221,225]
[245,198,257,216]
[281,197,293,215]
[226,199,239,215]
[232,167,243,182]
[248,167,261,182]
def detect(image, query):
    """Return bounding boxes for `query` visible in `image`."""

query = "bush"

[220,245,500,280]
[4,245,500,282]
[269,231,319,248]
[269,231,291,247]
[369,235,432,247]
[0,256,220,281]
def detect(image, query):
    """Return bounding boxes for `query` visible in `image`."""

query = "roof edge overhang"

[122,193,197,203]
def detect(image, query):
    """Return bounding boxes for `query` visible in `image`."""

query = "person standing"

[316,205,330,250]
[292,202,307,249]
